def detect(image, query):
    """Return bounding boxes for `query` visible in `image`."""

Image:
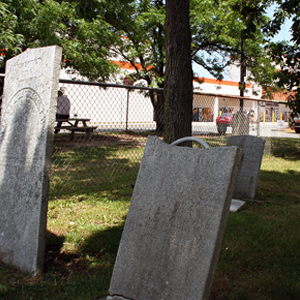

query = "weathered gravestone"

[107,136,243,300]
[226,135,265,200]
[0,46,62,274]
[232,112,249,135]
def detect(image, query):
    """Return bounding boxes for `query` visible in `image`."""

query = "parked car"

[216,113,233,135]
[290,114,300,133]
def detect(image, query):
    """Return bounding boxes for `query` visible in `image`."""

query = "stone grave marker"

[232,112,249,135]
[226,135,265,200]
[107,136,243,300]
[0,46,62,274]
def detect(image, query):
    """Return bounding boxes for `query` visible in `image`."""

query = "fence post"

[257,101,261,137]
[213,97,219,122]
[126,89,129,131]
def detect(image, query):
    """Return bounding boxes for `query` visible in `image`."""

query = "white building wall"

[59,70,155,124]
[59,65,284,125]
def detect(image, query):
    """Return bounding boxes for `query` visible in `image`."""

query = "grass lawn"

[0,136,300,300]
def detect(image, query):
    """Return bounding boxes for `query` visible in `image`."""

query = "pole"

[125,89,129,131]
[239,38,245,111]
[257,101,261,137]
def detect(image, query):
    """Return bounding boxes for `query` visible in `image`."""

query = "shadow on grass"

[50,142,142,200]
[210,167,300,299]
[210,203,300,300]
[44,223,124,278]
[0,224,125,300]
[44,230,66,274]
[256,169,300,202]
[79,224,125,259]
[50,132,228,200]
[271,137,300,159]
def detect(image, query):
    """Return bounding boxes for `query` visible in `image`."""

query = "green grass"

[0,136,300,300]
[50,140,144,198]
[210,138,300,300]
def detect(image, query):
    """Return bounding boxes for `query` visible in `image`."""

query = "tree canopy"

[106,0,278,92]
[3,0,295,106]
[0,0,120,81]
[267,0,300,117]
[0,0,279,90]
[1,0,286,133]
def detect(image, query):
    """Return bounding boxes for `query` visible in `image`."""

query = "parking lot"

[191,121,300,139]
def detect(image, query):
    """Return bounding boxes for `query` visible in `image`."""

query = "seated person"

[55,90,71,134]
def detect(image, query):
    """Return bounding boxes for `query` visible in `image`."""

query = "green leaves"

[0,0,121,80]
[109,0,166,86]
[0,1,24,63]
[191,0,277,91]
[0,0,286,95]
[267,0,300,116]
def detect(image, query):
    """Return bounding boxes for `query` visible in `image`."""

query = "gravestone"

[107,136,242,300]
[0,46,62,274]
[226,135,265,200]
[230,199,247,212]
[232,112,249,135]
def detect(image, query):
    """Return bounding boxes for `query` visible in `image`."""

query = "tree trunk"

[0,67,4,121]
[164,0,193,144]
[153,91,165,134]
[149,86,165,135]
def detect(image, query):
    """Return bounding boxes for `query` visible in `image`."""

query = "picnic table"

[55,118,97,140]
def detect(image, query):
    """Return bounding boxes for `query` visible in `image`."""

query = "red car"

[216,113,233,134]
[216,113,233,125]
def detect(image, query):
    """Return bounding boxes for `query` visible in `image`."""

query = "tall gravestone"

[107,136,243,300]
[0,46,62,274]
[232,112,249,135]
[226,135,265,200]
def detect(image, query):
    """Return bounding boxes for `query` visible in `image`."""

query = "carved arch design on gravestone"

[1,87,46,128]
[171,136,210,149]
[0,88,46,159]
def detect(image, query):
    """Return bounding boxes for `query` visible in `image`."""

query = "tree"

[106,0,278,133]
[0,0,277,89]
[230,0,278,109]
[0,0,280,129]
[267,0,300,117]
[190,0,278,96]
[164,0,193,144]
[0,1,24,64]
[0,0,126,115]
[107,0,166,133]
[0,0,120,81]
[68,0,167,133]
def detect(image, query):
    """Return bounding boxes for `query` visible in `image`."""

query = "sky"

[192,4,293,81]
[267,4,292,42]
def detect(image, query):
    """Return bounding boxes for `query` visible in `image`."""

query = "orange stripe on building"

[111,60,252,88]
[262,88,292,101]
[110,60,152,71]
[111,61,141,70]
[272,91,290,101]
[195,77,251,88]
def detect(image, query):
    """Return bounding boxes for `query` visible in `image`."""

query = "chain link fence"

[51,80,164,198]
[49,79,294,198]
[0,74,292,198]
